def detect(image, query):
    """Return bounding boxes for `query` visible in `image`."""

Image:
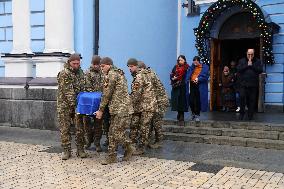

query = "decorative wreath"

[194,0,276,64]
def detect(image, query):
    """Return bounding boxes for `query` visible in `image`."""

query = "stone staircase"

[162,120,284,150]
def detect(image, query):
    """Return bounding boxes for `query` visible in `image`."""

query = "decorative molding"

[11,0,32,54]
[194,0,279,65]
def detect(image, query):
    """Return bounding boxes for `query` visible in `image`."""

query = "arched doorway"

[210,12,262,111]
[194,0,280,111]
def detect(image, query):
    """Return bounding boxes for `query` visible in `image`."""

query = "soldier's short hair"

[127,58,138,66]
[92,55,101,65]
[68,53,81,63]
[100,57,113,65]
[137,61,146,69]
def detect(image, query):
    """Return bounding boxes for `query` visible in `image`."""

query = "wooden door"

[210,38,222,111]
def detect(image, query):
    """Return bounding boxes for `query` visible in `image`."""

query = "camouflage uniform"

[57,62,85,151]
[130,69,158,147]
[83,66,104,149]
[99,66,134,157]
[102,106,111,146]
[145,68,169,143]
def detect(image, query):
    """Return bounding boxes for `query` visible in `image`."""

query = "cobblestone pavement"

[1,141,284,189]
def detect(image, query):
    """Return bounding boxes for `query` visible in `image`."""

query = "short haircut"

[193,56,200,62]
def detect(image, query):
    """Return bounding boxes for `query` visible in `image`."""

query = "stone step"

[163,119,284,132]
[163,132,284,150]
[162,125,283,141]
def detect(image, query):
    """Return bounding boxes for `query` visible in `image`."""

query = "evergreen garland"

[194,0,275,64]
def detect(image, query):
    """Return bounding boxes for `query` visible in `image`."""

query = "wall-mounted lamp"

[182,0,200,16]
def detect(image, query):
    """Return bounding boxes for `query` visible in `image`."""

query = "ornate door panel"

[210,38,221,111]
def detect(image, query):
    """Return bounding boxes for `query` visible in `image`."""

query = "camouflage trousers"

[130,112,153,146]
[108,114,132,157]
[103,106,111,143]
[58,111,85,150]
[150,112,164,143]
[83,116,103,145]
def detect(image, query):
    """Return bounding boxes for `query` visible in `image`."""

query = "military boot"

[85,139,92,149]
[101,155,117,165]
[61,149,71,160]
[122,144,134,161]
[133,146,145,156]
[76,147,88,158]
[151,141,162,149]
[95,143,102,152]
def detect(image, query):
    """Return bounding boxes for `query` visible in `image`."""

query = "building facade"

[0,0,283,128]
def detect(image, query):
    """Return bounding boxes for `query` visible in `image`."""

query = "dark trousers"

[189,82,201,116]
[239,86,257,119]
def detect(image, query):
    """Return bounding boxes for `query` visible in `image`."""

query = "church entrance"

[209,12,262,111]
[194,0,280,112]
[210,37,261,111]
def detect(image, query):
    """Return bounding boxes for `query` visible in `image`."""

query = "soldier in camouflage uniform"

[57,53,88,160]
[128,58,158,155]
[83,55,104,152]
[138,61,169,148]
[95,57,134,165]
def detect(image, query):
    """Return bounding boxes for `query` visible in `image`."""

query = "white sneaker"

[194,116,200,122]
[236,107,240,112]
[190,114,195,121]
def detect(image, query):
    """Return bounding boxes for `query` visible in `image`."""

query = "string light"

[195,0,275,64]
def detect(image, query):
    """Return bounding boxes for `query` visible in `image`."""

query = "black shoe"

[239,114,244,120]
[248,114,253,121]
[179,112,184,122]
[103,140,109,147]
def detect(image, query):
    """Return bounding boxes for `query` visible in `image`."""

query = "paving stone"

[279,132,284,141]
[1,141,284,189]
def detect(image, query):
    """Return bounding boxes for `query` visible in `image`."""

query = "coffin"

[76,92,102,115]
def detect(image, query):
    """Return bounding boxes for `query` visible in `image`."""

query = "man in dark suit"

[237,49,263,120]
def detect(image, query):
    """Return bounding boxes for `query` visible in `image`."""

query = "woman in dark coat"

[170,55,190,122]
[219,66,236,111]
[186,56,209,122]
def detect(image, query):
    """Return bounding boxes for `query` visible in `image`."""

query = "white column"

[4,0,32,78]
[11,0,32,54]
[44,0,74,53]
[177,0,182,57]
[33,0,74,78]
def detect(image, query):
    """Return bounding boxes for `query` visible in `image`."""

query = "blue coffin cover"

[76,92,102,115]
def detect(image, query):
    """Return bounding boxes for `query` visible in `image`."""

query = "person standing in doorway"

[237,49,263,120]
[230,60,240,112]
[219,66,235,112]
[170,55,190,124]
[186,56,209,122]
